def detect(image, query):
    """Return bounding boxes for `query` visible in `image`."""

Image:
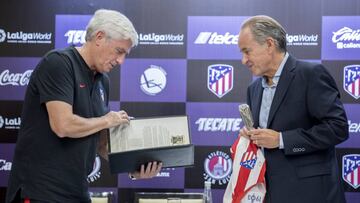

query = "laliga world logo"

[0,29,6,43]
[0,116,4,128]
[0,115,21,129]
[203,150,232,185]
[332,27,360,49]
[87,155,101,183]
[342,154,360,189]
[343,65,360,99]
[286,34,318,46]
[140,65,167,96]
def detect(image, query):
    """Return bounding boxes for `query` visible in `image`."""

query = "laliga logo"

[140,65,167,96]
[203,150,232,185]
[87,155,101,183]
[0,116,4,128]
[0,29,6,43]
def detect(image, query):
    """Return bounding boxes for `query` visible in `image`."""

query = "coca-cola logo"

[332,27,360,43]
[0,69,33,86]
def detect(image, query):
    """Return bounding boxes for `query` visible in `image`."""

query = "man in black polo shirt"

[6,9,162,203]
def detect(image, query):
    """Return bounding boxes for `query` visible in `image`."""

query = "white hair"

[85,9,138,47]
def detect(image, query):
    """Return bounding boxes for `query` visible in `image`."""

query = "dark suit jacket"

[247,55,348,203]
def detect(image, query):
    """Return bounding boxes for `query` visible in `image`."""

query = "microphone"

[239,104,254,130]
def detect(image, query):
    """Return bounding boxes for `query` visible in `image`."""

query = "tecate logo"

[0,69,33,86]
[64,30,86,44]
[195,118,241,132]
[194,32,238,45]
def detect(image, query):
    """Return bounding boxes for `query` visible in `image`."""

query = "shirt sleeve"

[35,52,74,105]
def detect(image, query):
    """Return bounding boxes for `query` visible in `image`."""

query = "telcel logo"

[194,32,238,45]
[332,27,360,49]
[348,120,360,133]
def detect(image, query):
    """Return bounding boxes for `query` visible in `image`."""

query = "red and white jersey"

[223,136,266,203]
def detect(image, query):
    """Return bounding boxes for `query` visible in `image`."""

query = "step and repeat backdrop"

[0,0,359,202]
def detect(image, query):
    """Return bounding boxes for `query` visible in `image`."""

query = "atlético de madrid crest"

[207,64,233,98]
[343,65,360,99]
[342,154,360,189]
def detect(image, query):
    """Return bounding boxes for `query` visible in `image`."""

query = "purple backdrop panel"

[55,15,91,49]
[0,57,40,100]
[109,101,120,112]
[322,16,360,60]
[118,168,185,189]
[346,192,360,203]
[0,144,15,186]
[187,16,247,59]
[187,102,243,146]
[120,59,186,102]
[337,104,360,148]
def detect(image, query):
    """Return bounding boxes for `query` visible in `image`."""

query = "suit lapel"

[267,55,296,128]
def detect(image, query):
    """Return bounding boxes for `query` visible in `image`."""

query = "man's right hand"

[104,110,130,128]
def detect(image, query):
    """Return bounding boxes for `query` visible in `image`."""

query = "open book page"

[109,116,190,153]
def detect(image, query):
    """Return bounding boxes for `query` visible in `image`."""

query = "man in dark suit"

[238,15,349,203]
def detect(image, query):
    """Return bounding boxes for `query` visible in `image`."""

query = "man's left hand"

[249,128,280,149]
[130,161,162,179]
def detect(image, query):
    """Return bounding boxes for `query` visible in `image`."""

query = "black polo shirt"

[6,47,110,203]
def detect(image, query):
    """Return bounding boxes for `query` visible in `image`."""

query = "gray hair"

[241,15,287,53]
[85,9,138,47]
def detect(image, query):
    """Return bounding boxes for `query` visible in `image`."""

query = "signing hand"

[130,161,163,179]
[104,110,130,128]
